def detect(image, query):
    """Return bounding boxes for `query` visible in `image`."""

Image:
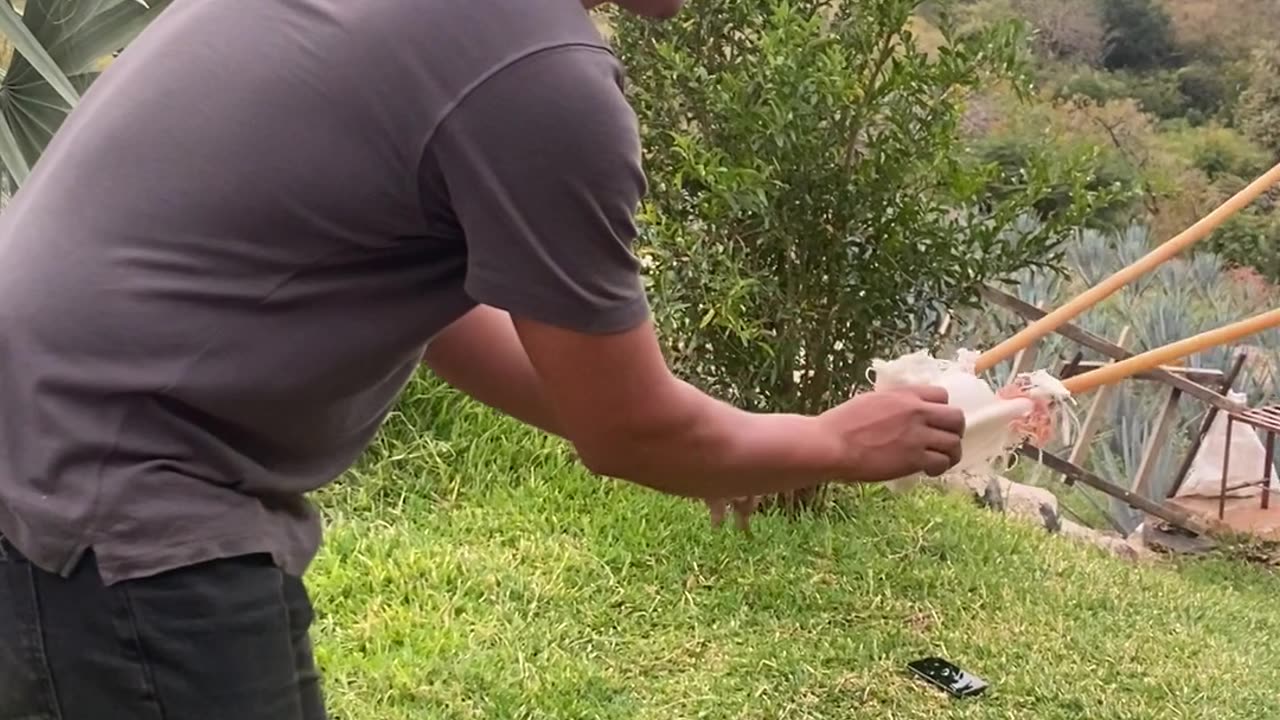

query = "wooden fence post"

[1069,326,1132,467]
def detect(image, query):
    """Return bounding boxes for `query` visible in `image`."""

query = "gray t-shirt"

[0,0,650,584]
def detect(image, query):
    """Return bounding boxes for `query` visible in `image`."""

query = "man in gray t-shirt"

[0,0,964,717]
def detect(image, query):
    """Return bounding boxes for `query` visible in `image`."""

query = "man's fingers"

[707,499,728,528]
[895,385,949,405]
[924,404,966,436]
[926,429,964,467]
[921,450,955,478]
[708,497,759,533]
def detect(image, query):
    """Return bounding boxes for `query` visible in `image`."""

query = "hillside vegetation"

[934,0,1280,280]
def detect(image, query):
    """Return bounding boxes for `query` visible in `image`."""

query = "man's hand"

[704,386,964,530]
[819,386,965,482]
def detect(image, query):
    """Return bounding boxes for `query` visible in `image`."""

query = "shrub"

[1100,0,1178,71]
[1053,67,1132,105]
[1113,70,1187,120]
[1160,125,1271,181]
[1206,210,1280,283]
[973,93,1151,227]
[1176,61,1237,123]
[1164,0,1280,65]
[972,132,1139,229]
[609,0,1117,434]
[1237,43,1280,156]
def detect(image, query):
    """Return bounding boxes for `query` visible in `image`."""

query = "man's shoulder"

[378,0,616,78]
[361,0,627,142]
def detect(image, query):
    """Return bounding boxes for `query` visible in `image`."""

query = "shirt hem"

[92,533,317,586]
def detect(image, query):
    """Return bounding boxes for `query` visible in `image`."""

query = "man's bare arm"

[510,315,964,500]
[425,306,964,500]
[423,307,835,499]
[423,305,564,437]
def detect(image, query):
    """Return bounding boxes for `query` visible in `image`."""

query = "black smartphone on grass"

[907,657,989,698]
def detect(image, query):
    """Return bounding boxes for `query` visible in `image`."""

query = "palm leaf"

[0,108,30,180]
[0,0,170,185]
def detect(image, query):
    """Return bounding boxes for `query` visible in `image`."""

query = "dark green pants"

[0,536,325,719]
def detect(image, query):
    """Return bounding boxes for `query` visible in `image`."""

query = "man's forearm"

[578,377,844,499]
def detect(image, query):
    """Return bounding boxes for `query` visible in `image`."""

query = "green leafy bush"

[1237,43,1280,155]
[1206,210,1280,282]
[1161,124,1272,181]
[971,131,1140,230]
[1175,60,1238,123]
[1053,67,1131,105]
[1113,69,1188,119]
[610,0,1115,423]
[1100,0,1178,71]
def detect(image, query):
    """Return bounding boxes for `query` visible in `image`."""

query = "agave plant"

[1183,252,1228,301]
[1065,227,1116,288]
[0,0,170,189]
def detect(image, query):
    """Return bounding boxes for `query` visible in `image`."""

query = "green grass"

[308,375,1280,719]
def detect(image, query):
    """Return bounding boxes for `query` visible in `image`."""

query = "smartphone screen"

[907,657,989,698]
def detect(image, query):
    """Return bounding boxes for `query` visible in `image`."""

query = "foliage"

[1053,66,1131,105]
[1099,0,1178,71]
[1206,209,1280,283]
[610,0,1115,423]
[1237,42,1280,156]
[971,132,1138,229]
[1113,69,1188,120]
[1015,1,1273,242]
[975,92,1171,226]
[0,0,170,190]
[1160,123,1271,181]
[1175,61,1238,123]
[1057,63,1232,126]
[1164,0,1280,64]
[957,0,1105,66]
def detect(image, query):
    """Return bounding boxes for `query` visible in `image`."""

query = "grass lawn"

[308,376,1280,719]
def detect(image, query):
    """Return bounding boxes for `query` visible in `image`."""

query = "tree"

[1164,0,1280,63]
[609,0,1116,509]
[1015,0,1106,66]
[1238,43,1280,157]
[1099,0,1177,71]
[0,0,170,193]
[957,0,1106,66]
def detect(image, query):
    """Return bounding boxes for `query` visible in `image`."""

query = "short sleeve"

[428,45,651,335]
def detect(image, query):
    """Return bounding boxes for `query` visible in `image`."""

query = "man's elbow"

[571,435,690,497]
[574,435,632,479]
